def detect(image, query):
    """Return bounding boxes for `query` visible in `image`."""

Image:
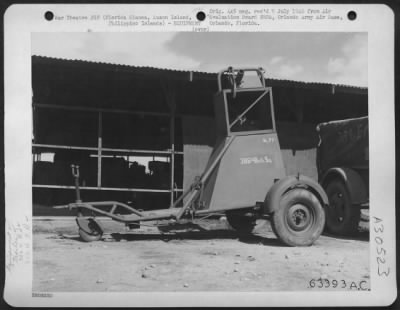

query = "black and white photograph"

[3,4,396,307]
[31,31,371,292]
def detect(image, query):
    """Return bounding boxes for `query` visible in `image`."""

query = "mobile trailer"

[56,67,328,246]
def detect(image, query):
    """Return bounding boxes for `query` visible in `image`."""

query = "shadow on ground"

[42,219,369,246]
[322,230,369,242]
[52,223,284,247]
[109,230,284,246]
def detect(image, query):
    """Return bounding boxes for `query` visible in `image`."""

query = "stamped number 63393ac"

[309,278,369,290]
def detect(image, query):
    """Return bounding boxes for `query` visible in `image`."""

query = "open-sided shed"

[31,55,367,214]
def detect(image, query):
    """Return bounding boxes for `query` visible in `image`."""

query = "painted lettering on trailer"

[240,156,272,165]
[262,137,275,143]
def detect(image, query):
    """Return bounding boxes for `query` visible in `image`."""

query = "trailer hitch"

[71,164,82,203]
[71,164,86,220]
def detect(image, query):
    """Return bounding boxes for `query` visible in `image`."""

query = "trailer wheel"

[226,210,256,234]
[78,219,103,242]
[325,179,360,235]
[271,189,325,246]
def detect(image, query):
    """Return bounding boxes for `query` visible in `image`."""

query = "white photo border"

[3,3,396,307]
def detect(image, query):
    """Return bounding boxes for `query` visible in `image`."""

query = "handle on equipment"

[217,67,266,93]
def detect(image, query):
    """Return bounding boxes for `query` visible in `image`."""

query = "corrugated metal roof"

[32,55,367,94]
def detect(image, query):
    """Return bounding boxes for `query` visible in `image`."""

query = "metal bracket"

[71,164,80,178]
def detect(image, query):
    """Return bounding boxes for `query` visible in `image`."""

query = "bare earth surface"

[33,217,370,292]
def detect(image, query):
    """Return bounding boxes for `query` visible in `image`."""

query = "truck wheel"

[226,210,256,234]
[78,219,103,242]
[271,189,325,246]
[325,179,360,235]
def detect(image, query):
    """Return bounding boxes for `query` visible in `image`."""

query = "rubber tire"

[226,210,256,234]
[271,189,325,246]
[78,220,103,242]
[325,179,360,236]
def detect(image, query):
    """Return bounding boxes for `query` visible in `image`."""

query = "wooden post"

[170,107,175,206]
[97,111,103,188]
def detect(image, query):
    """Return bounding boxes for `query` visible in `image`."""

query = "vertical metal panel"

[204,133,286,211]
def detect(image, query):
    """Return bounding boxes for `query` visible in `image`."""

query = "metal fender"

[264,175,329,214]
[321,167,368,205]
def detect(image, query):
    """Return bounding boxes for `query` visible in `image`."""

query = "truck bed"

[316,116,369,174]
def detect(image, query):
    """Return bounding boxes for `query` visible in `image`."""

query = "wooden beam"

[32,184,183,193]
[32,144,183,155]
[33,102,209,118]
[33,103,170,117]
[33,144,98,151]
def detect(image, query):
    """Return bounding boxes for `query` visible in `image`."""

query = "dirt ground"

[33,216,370,292]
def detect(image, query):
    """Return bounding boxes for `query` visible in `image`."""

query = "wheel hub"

[287,204,312,231]
[330,192,345,222]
